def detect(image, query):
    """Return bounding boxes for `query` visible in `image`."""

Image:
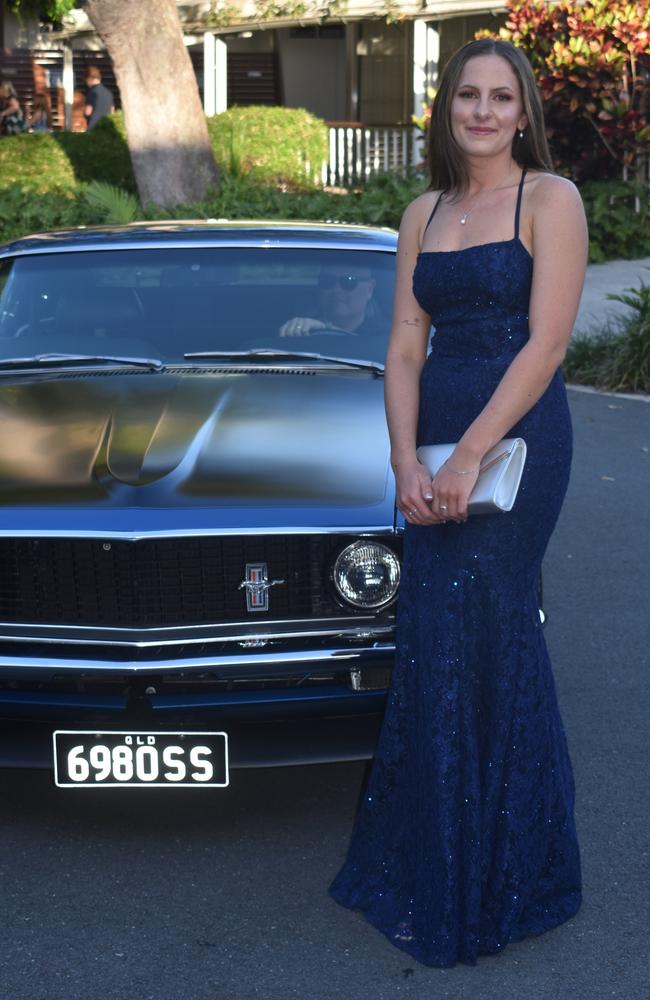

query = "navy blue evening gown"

[328,170,582,967]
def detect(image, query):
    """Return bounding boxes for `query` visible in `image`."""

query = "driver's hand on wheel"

[279,317,327,337]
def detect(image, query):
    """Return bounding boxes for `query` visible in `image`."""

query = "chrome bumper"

[0,643,395,680]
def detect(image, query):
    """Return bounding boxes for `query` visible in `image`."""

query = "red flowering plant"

[482,0,650,183]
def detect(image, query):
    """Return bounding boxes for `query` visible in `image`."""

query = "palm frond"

[82,181,139,224]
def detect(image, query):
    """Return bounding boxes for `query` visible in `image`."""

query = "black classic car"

[0,221,402,787]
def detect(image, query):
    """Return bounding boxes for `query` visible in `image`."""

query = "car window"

[0,247,396,364]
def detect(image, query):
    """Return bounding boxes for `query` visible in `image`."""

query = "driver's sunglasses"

[318,274,370,291]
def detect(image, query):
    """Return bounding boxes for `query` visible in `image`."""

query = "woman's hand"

[278,317,327,337]
[429,456,480,522]
[394,458,444,525]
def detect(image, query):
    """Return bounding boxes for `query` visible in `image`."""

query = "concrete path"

[575,256,650,336]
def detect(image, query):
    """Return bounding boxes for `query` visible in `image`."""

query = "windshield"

[0,247,395,366]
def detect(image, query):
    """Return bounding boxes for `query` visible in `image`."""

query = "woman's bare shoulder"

[400,189,444,245]
[526,171,582,210]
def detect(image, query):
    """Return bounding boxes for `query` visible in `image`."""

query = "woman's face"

[450,54,528,159]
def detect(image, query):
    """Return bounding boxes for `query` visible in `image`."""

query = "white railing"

[324,124,424,187]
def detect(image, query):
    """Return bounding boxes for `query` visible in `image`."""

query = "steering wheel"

[304,326,350,337]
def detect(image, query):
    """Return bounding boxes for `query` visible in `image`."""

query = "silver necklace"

[459,190,484,226]
[459,194,482,226]
[458,176,517,225]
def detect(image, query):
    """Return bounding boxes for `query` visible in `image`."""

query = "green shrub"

[564,277,650,394]
[0,132,77,193]
[0,185,89,242]
[54,114,135,191]
[0,106,327,196]
[143,171,425,229]
[206,106,328,190]
[0,114,135,194]
[82,180,139,224]
[2,166,647,270]
[580,181,650,263]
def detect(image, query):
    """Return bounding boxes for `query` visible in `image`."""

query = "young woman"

[29,92,51,132]
[329,38,587,968]
[0,80,25,135]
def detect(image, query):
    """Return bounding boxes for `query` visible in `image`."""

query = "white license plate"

[53,731,228,788]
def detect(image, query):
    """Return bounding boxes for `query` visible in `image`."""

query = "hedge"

[206,105,328,190]
[0,105,328,197]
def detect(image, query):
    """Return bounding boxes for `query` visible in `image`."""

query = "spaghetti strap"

[421,191,444,242]
[514,168,527,240]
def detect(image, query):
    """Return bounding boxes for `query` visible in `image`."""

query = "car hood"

[0,370,396,533]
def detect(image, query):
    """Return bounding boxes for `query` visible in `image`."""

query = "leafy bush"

[206,106,328,190]
[54,114,135,191]
[0,185,88,241]
[82,181,139,224]
[564,277,650,393]
[0,173,423,246]
[0,115,135,194]
[0,106,327,197]
[0,132,77,193]
[580,181,650,262]
[0,169,645,267]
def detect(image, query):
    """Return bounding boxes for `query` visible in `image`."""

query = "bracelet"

[443,459,479,476]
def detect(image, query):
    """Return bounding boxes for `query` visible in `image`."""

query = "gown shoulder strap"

[421,190,444,244]
[514,168,527,240]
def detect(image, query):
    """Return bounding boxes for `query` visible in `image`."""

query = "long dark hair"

[427,38,552,196]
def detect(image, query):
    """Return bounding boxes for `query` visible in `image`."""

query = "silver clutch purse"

[416,437,527,514]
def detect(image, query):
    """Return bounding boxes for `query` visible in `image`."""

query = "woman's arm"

[0,98,19,119]
[432,175,588,521]
[385,195,445,525]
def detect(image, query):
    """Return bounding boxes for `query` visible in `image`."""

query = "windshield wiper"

[183,349,384,375]
[0,353,164,372]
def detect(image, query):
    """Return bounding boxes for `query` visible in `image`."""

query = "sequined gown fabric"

[328,172,582,967]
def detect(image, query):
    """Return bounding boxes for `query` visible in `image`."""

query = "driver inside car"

[279,265,377,337]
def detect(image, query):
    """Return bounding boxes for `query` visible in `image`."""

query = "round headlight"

[333,541,400,609]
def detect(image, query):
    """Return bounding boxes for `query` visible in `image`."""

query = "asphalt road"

[0,387,647,1000]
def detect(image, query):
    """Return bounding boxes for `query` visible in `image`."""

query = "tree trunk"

[86,0,220,207]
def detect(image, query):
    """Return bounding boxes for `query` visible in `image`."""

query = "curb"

[566,383,650,404]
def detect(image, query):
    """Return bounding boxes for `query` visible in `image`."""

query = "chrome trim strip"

[0,644,395,676]
[1,239,397,259]
[0,622,395,648]
[0,526,395,539]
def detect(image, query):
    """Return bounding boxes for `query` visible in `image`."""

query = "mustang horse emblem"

[238,563,286,612]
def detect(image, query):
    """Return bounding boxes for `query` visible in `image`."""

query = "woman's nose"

[473,98,491,118]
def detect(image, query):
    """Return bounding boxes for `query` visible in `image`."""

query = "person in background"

[29,92,51,132]
[84,66,114,131]
[279,265,377,337]
[0,80,25,135]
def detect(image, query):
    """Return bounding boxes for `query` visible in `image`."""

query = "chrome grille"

[0,536,349,628]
